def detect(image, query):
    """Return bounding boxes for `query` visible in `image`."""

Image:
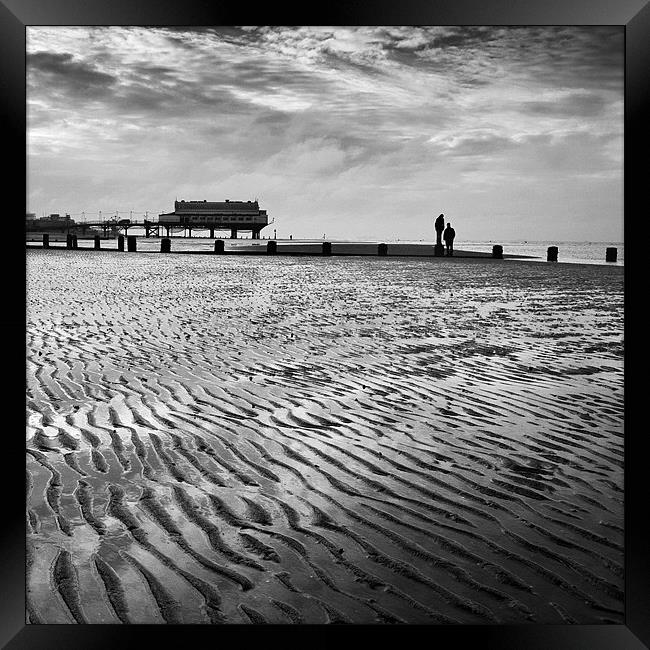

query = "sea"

[26,233,624,266]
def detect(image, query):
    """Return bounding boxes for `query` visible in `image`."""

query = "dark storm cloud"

[522,93,607,118]
[253,112,292,125]
[501,27,623,90]
[409,26,623,93]
[218,59,324,92]
[430,26,499,49]
[112,81,255,117]
[27,51,117,97]
[320,47,389,77]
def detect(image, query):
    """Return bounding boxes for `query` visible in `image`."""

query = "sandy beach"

[26,249,624,624]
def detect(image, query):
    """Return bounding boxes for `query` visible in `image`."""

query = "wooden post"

[161,238,171,253]
[94,235,101,250]
[267,240,277,254]
[606,247,617,262]
[378,243,388,256]
[42,234,49,248]
[214,240,224,254]
[72,235,78,249]
[492,245,503,259]
[547,246,558,262]
[66,234,73,249]
[322,241,332,256]
[118,235,125,251]
[127,235,137,252]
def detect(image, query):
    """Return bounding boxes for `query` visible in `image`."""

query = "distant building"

[158,199,269,239]
[26,213,75,232]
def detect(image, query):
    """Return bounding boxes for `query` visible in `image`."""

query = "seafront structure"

[158,199,269,239]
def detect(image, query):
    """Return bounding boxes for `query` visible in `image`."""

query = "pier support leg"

[127,235,137,252]
[214,240,224,254]
[209,227,214,238]
[231,228,237,239]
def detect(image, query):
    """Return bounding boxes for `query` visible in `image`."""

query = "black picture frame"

[4,1,647,647]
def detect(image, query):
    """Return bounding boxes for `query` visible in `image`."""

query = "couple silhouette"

[435,214,455,256]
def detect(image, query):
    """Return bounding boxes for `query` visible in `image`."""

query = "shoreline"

[26,243,627,268]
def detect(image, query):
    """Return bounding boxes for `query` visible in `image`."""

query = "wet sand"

[26,249,624,624]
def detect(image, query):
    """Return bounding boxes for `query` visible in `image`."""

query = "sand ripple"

[26,250,624,624]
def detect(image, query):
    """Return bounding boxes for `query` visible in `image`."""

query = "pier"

[26,218,262,240]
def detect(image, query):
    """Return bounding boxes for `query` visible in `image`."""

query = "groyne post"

[378,243,388,256]
[127,235,137,252]
[492,245,503,259]
[547,246,558,262]
[267,240,277,254]
[94,235,101,250]
[606,247,617,262]
[72,235,78,249]
[118,235,125,251]
[214,240,224,254]
[66,234,73,249]
[42,234,49,248]
[322,242,332,256]
[434,244,444,257]
[161,238,171,253]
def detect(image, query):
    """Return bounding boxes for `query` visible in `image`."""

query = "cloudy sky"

[27,26,623,241]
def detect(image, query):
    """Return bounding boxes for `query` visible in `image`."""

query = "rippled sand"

[26,249,624,624]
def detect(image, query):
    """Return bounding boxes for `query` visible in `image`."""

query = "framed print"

[3,0,648,648]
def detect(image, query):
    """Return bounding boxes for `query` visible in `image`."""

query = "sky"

[27,26,624,241]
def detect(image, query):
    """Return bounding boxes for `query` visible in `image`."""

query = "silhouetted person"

[434,214,445,246]
[443,222,455,256]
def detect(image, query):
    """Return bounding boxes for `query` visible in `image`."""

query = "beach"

[26,249,624,624]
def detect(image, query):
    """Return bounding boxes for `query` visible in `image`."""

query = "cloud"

[27,51,117,98]
[25,26,624,240]
[521,92,608,118]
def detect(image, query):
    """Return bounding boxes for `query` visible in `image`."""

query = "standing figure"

[434,214,445,246]
[443,222,456,256]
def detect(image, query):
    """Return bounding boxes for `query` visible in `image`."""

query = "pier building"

[158,199,269,239]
